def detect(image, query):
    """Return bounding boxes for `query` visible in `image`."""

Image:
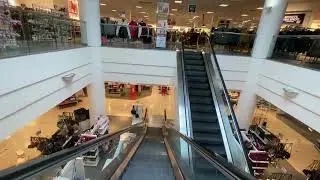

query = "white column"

[88,48,106,125]
[252,0,288,59]
[79,0,101,46]
[236,60,262,130]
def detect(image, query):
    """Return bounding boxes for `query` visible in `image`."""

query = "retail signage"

[68,0,79,20]
[188,4,196,13]
[283,14,305,24]
[156,0,169,48]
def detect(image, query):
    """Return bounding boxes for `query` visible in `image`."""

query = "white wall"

[0,48,92,139]
[256,60,320,132]
[100,47,177,85]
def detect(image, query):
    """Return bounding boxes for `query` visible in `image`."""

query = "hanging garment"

[129,21,138,40]
[116,19,131,39]
[138,21,148,38]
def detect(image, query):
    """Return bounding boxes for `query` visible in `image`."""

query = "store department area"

[239,96,320,179]
[0,83,175,171]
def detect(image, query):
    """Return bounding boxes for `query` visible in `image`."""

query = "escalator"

[0,120,254,180]
[183,50,226,157]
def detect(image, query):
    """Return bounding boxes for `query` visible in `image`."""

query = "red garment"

[129,21,138,40]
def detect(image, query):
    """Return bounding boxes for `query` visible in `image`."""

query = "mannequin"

[138,19,148,42]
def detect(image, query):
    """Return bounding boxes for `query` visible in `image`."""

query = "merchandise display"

[57,95,81,109]
[0,0,18,49]
[105,82,152,99]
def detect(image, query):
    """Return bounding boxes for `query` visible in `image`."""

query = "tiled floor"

[254,109,320,175]
[0,86,176,170]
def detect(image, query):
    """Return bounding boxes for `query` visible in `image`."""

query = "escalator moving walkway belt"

[120,128,175,180]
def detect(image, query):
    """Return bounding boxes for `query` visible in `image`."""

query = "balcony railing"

[271,35,320,70]
[210,32,256,56]
[0,7,85,59]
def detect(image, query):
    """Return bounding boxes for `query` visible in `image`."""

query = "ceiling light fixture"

[111,9,117,12]
[206,11,214,14]
[241,14,249,17]
[172,8,178,11]
[174,0,182,4]
[219,4,229,7]
[170,13,175,16]
[257,7,263,10]
[136,6,142,8]
[144,15,149,18]
[100,3,106,6]
[139,11,146,14]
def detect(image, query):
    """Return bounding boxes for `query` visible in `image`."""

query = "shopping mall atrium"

[1,0,320,179]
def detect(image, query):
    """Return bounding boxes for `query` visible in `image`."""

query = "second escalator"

[183,50,226,157]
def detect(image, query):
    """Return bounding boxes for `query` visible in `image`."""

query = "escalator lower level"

[121,128,174,180]
[183,50,226,157]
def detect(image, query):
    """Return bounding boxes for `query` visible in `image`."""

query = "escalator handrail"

[167,125,255,180]
[0,122,146,180]
[201,35,254,175]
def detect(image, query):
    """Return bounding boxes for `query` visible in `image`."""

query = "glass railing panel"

[209,32,256,56]
[0,123,145,180]
[100,23,182,51]
[1,7,86,59]
[271,35,320,70]
[166,128,229,179]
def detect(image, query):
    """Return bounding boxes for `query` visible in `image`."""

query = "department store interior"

[1,0,320,180]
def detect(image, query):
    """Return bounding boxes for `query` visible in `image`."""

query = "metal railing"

[0,7,86,59]
[164,122,255,180]
[271,35,320,69]
[209,32,255,56]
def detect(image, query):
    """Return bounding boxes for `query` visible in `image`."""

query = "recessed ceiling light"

[193,16,199,19]
[257,7,263,10]
[219,4,229,7]
[111,9,117,12]
[174,0,182,4]
[144,15,148,18]
[241,14,249,17]
[206,11,214,14]
[100,3,106,6]
[227,18,233,21]
[170,13,175,16]
[172,8,178,11]
[136,6,142,8]
[139,11,146,14]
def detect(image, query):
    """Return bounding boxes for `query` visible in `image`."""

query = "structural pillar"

[79,0,101,46]
[236,0,288,129]
[252,0,288,59]
[79,0,104,124]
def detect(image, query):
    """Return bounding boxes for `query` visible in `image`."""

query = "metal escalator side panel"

[202,52,252,174]
[176,50,193,138]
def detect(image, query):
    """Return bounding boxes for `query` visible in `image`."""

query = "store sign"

[156,1,169,48]
[68,0,79,20]
[283,14,305,24]
[188,4,196,13]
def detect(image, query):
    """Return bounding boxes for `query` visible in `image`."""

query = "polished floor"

[0,86,176,170]
[254,109,320,175]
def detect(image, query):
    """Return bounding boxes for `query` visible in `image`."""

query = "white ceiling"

[99,0,319,27]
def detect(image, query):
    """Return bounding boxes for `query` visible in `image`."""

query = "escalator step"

[189,96,213,105]
[185,65,205,71]
[191,112,218,122]
[188,82,210,90]
[190,104,215,113]
[193,132,223,145]
[192,122,220,133]
[184,59,204,65]
[184,51,200,55]
[184,55,203,60]
[185,70,207,77]
[189,89,211,97]
[187,76,208,83]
